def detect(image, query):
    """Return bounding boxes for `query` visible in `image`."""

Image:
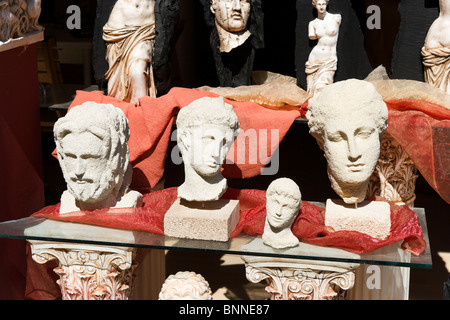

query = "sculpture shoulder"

[330,13,342,24]
[119,189,143,208]
[59,190,79,214]
[309,18,318,28]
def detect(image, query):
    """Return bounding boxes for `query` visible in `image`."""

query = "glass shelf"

[0,207,431,269]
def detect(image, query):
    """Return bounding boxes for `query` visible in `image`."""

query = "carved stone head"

[263,178,302,249]
[210,0,251,33]
[176,97,240,202]
[312,0,329,13]
[54,101,142,213]
[307,79,388,204]
[158,271,213,300]
[210,0,252,52]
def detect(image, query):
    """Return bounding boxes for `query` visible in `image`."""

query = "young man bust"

[176,96,240,202]
[262,178,302,249]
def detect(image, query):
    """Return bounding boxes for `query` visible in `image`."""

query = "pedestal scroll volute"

[367,132,418,207]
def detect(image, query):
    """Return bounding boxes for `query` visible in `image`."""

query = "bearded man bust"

[54,101,143,214]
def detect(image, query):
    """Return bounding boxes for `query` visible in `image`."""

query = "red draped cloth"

[32,187,426,256]
[385,99,450,204]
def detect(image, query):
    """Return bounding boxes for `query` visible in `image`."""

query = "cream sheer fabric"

[198,67,450,110]
[197,71,310,108]
[365,66,450,110]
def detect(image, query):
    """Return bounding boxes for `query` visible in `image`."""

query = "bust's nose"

[232,0,241,11]
[347,137,362,162]
[74,158,86,179]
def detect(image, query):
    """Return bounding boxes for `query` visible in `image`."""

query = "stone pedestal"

[325,199,391,240]
[29,241,137,300]
[164,198,240,242]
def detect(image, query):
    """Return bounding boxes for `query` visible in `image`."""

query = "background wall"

[0,44,45,299]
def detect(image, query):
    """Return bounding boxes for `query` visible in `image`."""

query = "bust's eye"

[80,154,100,160]
[327,132,345,142]
[355,127,375,139]
[64,153,76,159]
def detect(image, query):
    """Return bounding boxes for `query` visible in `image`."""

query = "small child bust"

[262,178,302,249]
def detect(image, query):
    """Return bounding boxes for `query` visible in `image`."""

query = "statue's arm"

[308,21,317,40]
[336,13,342,25]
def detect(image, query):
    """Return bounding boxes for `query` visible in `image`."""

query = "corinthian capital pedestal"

[241,239,359,300]
[29,241,137,300]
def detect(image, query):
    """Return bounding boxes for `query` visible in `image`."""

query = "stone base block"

[164,198,240,242]
[325,199,391,240]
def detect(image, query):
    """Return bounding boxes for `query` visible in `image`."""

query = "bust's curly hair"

[307,79,388,150]
[266,178,302,211]
[159,271,212,300]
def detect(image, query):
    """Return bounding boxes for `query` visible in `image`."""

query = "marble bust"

[54,101,143,214]
[262,178,302,249]
[158,271,213,300]
[176,97,240,202]
[201,0,264,87]
[210,0,252,53]
[307,79,388,205]
[422,0,450,94]
[103,0,157,104]
[305,0,341,96]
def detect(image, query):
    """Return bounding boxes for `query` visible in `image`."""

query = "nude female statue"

[305,0,341,96]
[422,0,450,94]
